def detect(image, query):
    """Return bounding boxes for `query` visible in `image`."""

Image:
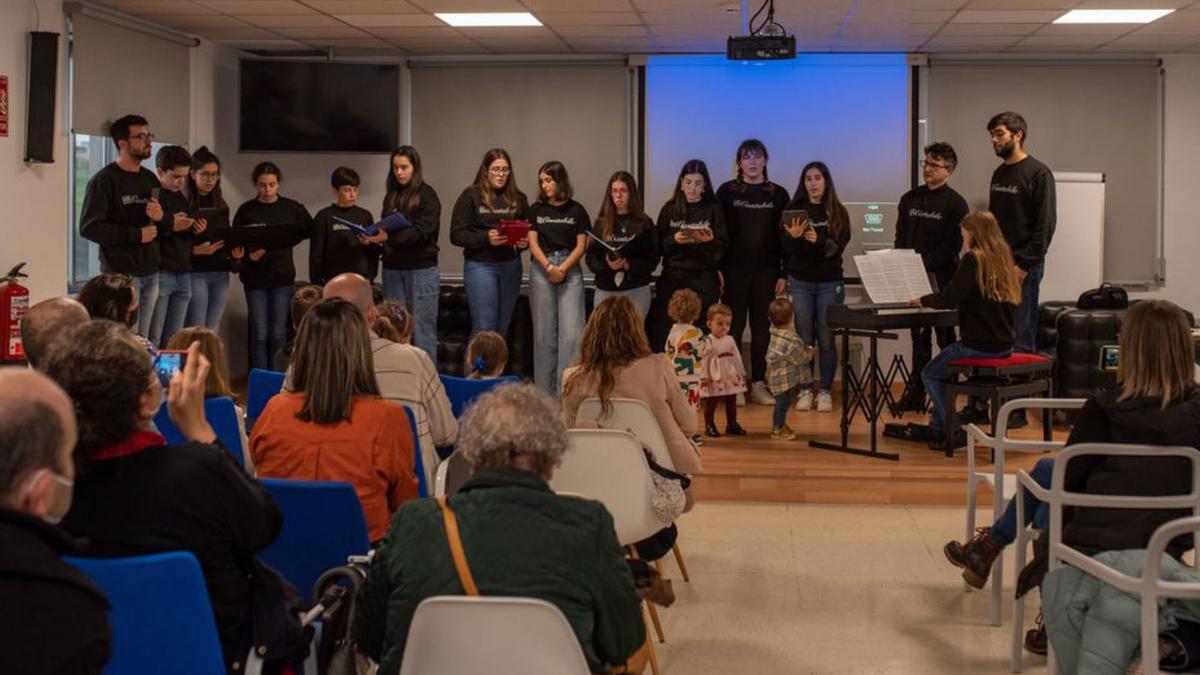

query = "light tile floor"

[651,502,1046,674]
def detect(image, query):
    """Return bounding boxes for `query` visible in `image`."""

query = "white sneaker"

[795,389,814,411]
[736,391,746,407]
[816,391,833,413]
[750,381,774,405]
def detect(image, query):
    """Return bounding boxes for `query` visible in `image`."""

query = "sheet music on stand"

[853,249,933,304]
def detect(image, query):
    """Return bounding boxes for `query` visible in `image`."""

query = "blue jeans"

[773,386,797,430]
[529,251,585,395]
[594,285,651,319]
[148,271,192,347]
[383,266,440,361]
[463,258,523,338]
[990,457,1054,546]
[922,342,1012,432]
[788,278,844,391]
[1016,264,1044,353]
[131,273,159,337]
[187,271,230,331]
[246,286,293,371]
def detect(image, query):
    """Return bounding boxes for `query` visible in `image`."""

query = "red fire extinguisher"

[1,263,30,363]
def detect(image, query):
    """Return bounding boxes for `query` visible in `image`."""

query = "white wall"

[0,0,68,304]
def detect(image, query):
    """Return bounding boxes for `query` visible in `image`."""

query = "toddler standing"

[665,289,709,444]
[765,297,814,440]
[700,303,748,437]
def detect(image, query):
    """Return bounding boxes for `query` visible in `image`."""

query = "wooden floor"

[691,392,1066,507]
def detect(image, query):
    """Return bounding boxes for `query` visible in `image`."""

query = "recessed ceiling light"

[435,12,542,27]
[1054,9,1174,24]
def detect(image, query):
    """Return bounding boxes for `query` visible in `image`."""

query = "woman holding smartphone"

[185,147,236,332]
[649,159,728,350]
[450,148,529,337]
[231,162,312,370]
[782,161,851,413]
[527,161,588,395]
[370,145,443,361]
[586,172,659,318]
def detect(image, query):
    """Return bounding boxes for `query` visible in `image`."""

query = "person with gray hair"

[0,369,111,674]
[354,383,648,675]
[19,297,90,369]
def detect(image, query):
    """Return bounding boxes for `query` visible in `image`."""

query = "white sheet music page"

[853,249,933,303]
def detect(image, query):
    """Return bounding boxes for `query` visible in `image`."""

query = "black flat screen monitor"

[239,60,400,153]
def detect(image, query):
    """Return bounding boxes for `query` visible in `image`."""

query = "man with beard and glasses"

[80,114,164,337]
[981,111,1056,428]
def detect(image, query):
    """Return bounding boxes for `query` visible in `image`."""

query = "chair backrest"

[258,478,371,600]
[576,397,675,471]
[398,596,590,675]
[401,404,429,498]
[246,368,287,426]
[550,429,663,546]
[434,450,472,498]
[438,374,521,418]
[66,551,227,675]
[153,397,244,467]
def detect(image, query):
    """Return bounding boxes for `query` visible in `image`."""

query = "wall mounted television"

[239,60,400,153]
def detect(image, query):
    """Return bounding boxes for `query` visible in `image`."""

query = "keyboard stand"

[808,326,902,462]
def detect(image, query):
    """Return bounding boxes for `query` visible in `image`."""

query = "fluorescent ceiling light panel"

[435,12,542,27]
[1054,9,1174,24]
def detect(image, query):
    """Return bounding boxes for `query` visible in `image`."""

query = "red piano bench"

[942,353,1054,457]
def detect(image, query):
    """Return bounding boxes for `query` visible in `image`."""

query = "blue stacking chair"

[154,396,244,467]
[438,375,520,418]
[67,552,226,675]
[246,368,287,428]
[402,404,428,498]
[258,479,371,600]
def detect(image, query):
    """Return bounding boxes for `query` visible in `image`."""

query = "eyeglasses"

[740,150,765,160]
[918,159,950,170]
[196,171,220,179]
[488,167,511,175]
[129,132,154,142]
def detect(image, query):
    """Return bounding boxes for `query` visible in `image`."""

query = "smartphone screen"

[151,187,161,201]
[1099,345,1120,372]
[154,350,187,387]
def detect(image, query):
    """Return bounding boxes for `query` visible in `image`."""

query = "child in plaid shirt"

[765,297,814,440]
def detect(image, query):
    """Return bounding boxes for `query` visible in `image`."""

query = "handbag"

[1076,283,1129,310]
[247,557,313,673]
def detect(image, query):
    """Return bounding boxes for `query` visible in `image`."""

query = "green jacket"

[354,467,646,674]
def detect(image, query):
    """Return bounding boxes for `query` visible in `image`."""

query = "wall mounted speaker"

[25,31,59,163]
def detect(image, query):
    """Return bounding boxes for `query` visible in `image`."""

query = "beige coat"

[562,354,702,475]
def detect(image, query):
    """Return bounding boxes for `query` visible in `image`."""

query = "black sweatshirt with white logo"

[585,213,660,291]
[449,186,529,264]
[988,156,1056,272]
[895,183,968,281]
[656,199,728,272]
[190,192,233,273]
[381,183,441,271]
[156,188,194,273]
[780,201,851,282]
[231,197,312,290]
[716,180,790,271]
[529,199,589,253]
[920,253,1016,353]
[79,162,161,276]
[309,204,378,285]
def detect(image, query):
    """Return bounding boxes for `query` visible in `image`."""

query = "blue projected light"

[645,54,911,277]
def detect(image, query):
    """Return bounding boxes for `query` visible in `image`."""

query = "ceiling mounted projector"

[728,0,795,60]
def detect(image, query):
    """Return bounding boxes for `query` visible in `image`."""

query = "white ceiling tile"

[300,36,391,47]
[270,26,372,37]
[922,35,1024,47]
[161,14,255,27]
[523,0,634,10]
[407,0,526,11]
[243,14,347,27]
[840,23,941,38]
[856,0,967,8]
[1101,34,1200,48]
[640,8,740,25]
[553,25,649,38]
[936,22,1038,35]
[1128,20,1200,34]
[1153,9,1200,24]
[194,26,281,38]
[630,0,736,9]
[360,25,462,38]
[97,0,217,16]
[536,12,643,26]
[564,37,655,52]
[1033,22,1138,35]
[769,6,856,24]
[1010,35,1114,48]
[474,36,571,52]
[963,0,1074,8]
[952,10,1066,23]
[337,14,445,27]
[1072,0,1193,8]
[455,26,557,38]
[195,0,316,14]
[303,1,423,13]
[850,8,955,22]
[221,38,310,49]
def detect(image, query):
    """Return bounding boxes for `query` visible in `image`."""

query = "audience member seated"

[943,300,1200,652]
[353,383,647,675]
[272,283,322,372]
[167,326,251,469]
[0,370,111,675]
[19,297,89,369]
[375,301,414,344]
[43,322,281,671]
[320,273,456,485]
[465,330,508,379]
[562,296,702,475]
[78,273,157,354]
[252,298,419,543]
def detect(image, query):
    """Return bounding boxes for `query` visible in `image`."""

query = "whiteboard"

[1042,172,1105,303]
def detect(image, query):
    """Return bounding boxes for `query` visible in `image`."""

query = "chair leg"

[646,598,666,643]
[671,542,690,583]
[654,559,665,579]
[643,606,662,675]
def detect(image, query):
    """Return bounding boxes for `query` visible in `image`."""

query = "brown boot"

[943,527,1004,589]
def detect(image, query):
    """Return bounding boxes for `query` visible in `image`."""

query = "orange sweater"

[250,393,419,542]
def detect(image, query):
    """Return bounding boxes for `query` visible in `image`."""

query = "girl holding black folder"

[185,147,237,332]
[449,148,530,337]
[585,171,659,318]
[231,161,313,370]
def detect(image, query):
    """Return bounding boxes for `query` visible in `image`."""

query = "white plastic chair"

[552,428,669,675]
[398,596,590,675]
[1011,443,1200,673]
[576,396,692,582]
[963,397,1086,626]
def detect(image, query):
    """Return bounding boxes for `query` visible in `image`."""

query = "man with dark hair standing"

[0,369,111,674]
[80,113,164,337]
[986,111,1056,427]
[895,142,968,411]
[148,145,198,347]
